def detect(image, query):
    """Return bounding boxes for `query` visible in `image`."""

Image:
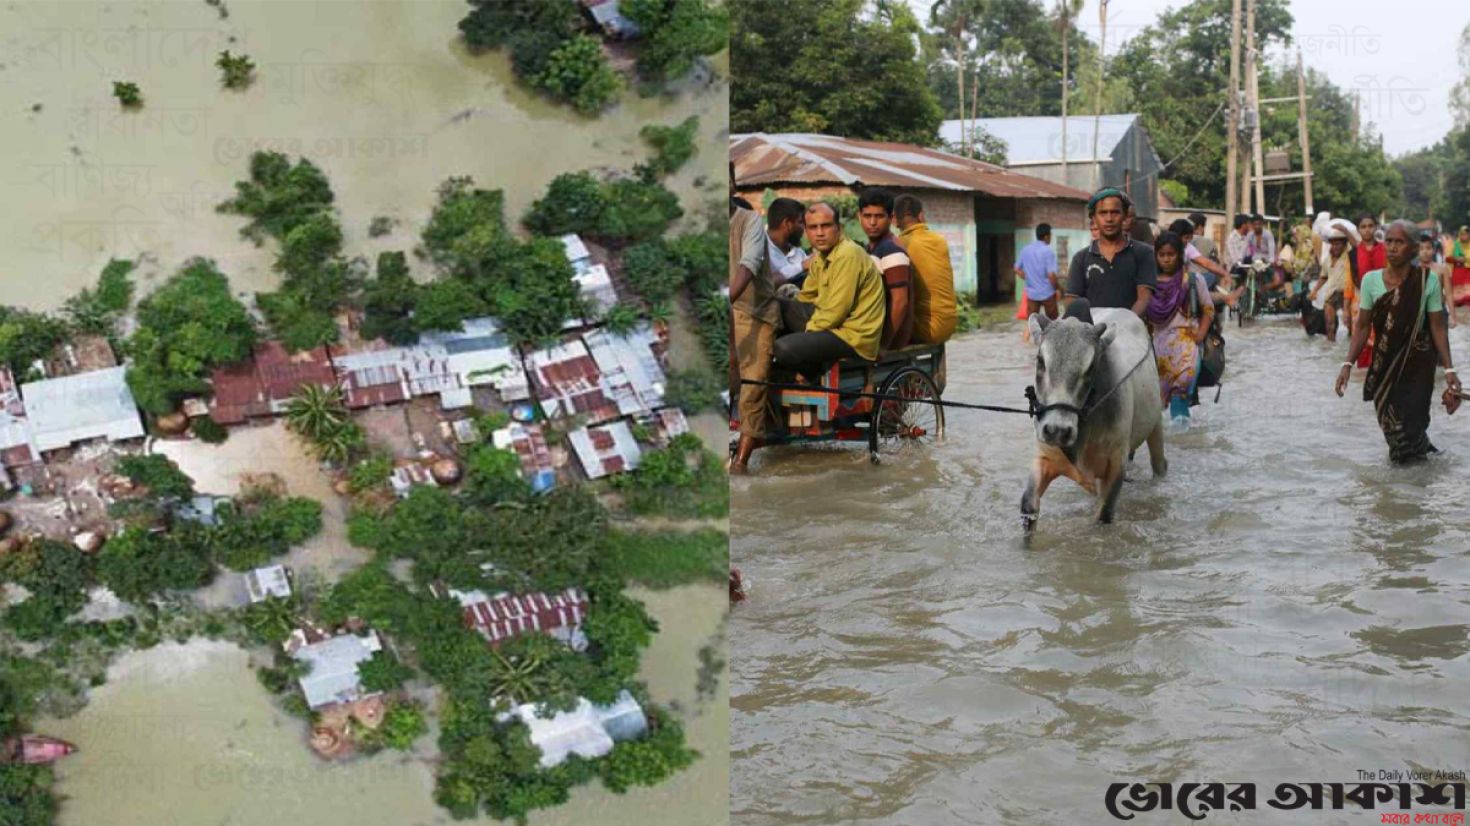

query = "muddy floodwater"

[41,584,728,826]
[0,0,725,310]
[731,319,1470,824]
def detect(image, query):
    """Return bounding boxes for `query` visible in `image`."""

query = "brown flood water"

[0,0,725,310]
[731,320,1470,824]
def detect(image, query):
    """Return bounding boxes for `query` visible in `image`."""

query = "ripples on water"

[731,319,1470,824]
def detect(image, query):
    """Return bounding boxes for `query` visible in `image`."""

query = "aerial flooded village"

[0,0,729,823]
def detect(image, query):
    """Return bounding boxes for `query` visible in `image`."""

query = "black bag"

[1190,274,1226,388]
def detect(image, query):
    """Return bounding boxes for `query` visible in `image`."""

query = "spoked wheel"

[868,367,944,463]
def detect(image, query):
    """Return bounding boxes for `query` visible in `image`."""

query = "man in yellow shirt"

[775,202,885,379]
[893,194,957,344]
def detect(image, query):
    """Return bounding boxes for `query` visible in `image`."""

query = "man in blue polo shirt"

[1064,187,1157,317]
[1016,223,1058,342]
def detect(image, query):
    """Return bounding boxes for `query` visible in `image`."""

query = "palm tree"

[244,595,298,644]
[930,0,986,157]
[312,421,363,466]
[601,303,642,336]
[487,648,548,703]
[284,383,349,442]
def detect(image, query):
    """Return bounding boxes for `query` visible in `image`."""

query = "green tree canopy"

[732,0,943,145]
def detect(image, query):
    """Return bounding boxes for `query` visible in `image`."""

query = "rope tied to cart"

[740,339,1156,422]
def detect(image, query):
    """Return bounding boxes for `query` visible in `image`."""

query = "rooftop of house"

[450,586,590,647]
[567,420,641,480]
[938,114,1160,168]
[731,132,1091,201]
[292,631,382,710]
[210,342,336,424]
[245,564,292,603]
[20,365,145,453]
[511,689,647,769]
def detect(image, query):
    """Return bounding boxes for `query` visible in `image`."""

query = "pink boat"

[3,735,77,765]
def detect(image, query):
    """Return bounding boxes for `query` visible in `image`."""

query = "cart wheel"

[868,367,944,462]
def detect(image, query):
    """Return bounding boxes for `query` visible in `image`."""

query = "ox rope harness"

[1025,339,1157,423]
[739,339,1156,421]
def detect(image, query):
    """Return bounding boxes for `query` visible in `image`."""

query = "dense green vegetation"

[458,0,621,113]
[215,50,255,89]
[611,433,727,518]
[0,663,59,825]
[61,258,134,337]
[218,151,359,350]
[622,0,728,83]
[124,259,257,415]
[418,177,585,347]
[284,383,364,465]
[602,529,726,588]
[111,81,141,108]
[0,308,67,382]
[638,116,700,177]
[523,171,683,244]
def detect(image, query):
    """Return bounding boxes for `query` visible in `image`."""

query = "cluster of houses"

[0,233,687,501]
[278,577,645,765]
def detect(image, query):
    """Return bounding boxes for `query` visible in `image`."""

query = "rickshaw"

[732,343,947,463]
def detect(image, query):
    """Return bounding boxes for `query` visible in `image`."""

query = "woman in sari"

[1445,225,1470,315]
[1148,233,1214,423]
[1335,221,1462,464]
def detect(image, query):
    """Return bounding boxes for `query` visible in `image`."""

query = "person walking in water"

[1147,232,1215,424]
[1335,220,1461,464]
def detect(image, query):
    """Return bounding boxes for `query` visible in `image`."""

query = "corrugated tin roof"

[293,631,381,710]
[21,366,144,452]
[731,133,1090,201]
[939,115,1159,168]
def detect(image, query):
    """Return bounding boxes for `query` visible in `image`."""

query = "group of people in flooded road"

[1025,186,1465,464]
[727,163,958,473]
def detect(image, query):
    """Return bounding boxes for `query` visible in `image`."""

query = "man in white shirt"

[765,197,810,288]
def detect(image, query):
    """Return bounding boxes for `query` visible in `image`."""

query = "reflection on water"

[732,320,1470,824]
[0,0,725,310]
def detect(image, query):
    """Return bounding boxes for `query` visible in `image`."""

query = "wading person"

[1420,231,1456,329]
[856,188,913,350]
[1016,223,1059,342]
[775,202,885,380]
[1169,218,1234,298]
[1446,225,1470,315]
[1306,224,1358,343]
[1352,213,1387,367]
[893,194,956,345]
[728,164,777,474]
[765,197,810,289]
[1147,232,1215,424]
[1064,187,1157,318]
[1335,220,1462,464]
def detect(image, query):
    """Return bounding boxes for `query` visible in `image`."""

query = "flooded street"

[0,0,724,310]
[40,584,727,826]
[731,319,1470,824]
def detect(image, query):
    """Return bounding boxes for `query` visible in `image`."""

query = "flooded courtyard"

[731,319,1470,824]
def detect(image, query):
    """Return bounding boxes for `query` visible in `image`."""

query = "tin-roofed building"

[444,586,590,650]
[583,325,666,419]
[331,318,529,410]
[209,341,337,425]
[0,368,40,471]
[580,0,639,39]
[291,631,382,710]
[245,564,292,603]
[510,690,648,768]
[20,366,145,453]
[568,420,641,479]
[493,423,557,493]
[525,340,620,424]
[940,114,1162,222]
[731,132,1090,305]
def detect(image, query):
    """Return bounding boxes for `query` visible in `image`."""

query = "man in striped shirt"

[857,187,913,350]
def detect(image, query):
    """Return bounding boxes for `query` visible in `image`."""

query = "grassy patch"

[603,529,727,589]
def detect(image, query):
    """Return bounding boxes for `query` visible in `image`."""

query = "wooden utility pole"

[1091,0,1109,191]
[1296,49,1314,216]
[1247,0,1266,213]
[1226,0,1242,221]
[1239,0,1256,214]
